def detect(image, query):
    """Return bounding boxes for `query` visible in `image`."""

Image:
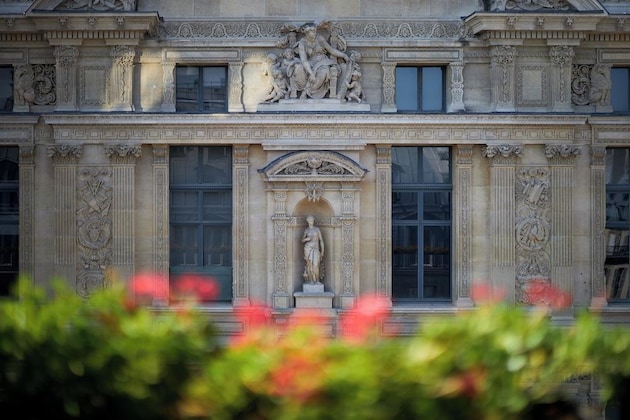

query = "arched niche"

[259,150,367,310]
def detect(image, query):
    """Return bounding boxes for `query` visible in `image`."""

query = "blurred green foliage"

[1,279,630,419]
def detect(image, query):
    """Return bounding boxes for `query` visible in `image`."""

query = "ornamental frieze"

[150,20,469,41]
[259,150,368,183]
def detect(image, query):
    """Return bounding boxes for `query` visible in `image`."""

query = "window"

[392,147,451,301]
[0,67,13,112]
[0,147,18,297]
[395,66,445,112]
[176,66,227,113]
[605,148,630,302]
[611,68,630,113]
[170,146,232,302]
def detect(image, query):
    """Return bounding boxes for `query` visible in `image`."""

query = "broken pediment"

[259,151,368,183]
[484,0,605,12]
[29,0,136,12]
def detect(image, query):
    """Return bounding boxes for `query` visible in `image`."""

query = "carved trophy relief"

[261,21,364,104]
[515,167,553,305]
[76,168,113,298]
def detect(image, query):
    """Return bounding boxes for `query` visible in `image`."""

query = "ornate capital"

[549,45,574,66]
[111,45,135,67]
[545,144,581,164]
[591,145,606,166]
[47,144,82,164]
[104,144,142,164]
[491,45,517,65]
[54,46,79,68]
[482,144,523,165]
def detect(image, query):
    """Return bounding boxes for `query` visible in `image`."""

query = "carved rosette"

[482,144,523,165]
[545,144,581,165]
[515,167,552,305]
[104,144,142,164]
[76,168,113,298]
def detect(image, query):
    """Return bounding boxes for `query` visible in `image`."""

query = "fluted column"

[47,145,82,290]
[546,145,581,315]
[482,144,523,302]
[105,144,142,284]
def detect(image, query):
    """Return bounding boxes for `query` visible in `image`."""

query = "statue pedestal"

[258,98,370,113]
[294,282,334,309]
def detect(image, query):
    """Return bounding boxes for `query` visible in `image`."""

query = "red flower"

[172,274,219,301]
[526,278,572,309]
[269,353,323,402]
[472,282,506,305]
[230,301,270,348]
[341,295,390,344]
[129,272,163,300]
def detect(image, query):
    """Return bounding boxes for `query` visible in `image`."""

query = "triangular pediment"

[259,151,368,183]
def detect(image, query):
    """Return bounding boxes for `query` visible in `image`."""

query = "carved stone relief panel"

[491,45,517,112]
[76,167,112,298]
[517,66,548,107]
[13,64,56,112]
[515,167,552,304]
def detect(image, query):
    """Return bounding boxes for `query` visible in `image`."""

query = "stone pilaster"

[550,46,574,112]
[375,146,392,303]
[110,46,135,111]
[455,145,473,307]
[233,146,250,307]
[546,145,581,315]
[381,62,396,113]
[152,145,169,306]
[590,146,607,308]
[449,61,465,113]
[54,46,79,112]
[47,144,82,291]
[272,188,290,309]
[339,185,357,309]
[228,62,244,113]
[19,146,34,279]
[105,144,142,284]
[482,144,522,303]
[491,46,517,112]
[160,62,175,112]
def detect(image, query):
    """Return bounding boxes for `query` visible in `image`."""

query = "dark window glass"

[392,147,451,301]
[611,68,630,113]
[170,146,232,302]
[0,67,13,112]
[0,147,19,297]
[395,67,445,112]
[605,148,630,302]
[176,66,227,113]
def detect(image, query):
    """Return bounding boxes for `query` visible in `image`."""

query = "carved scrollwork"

[260,151,367,182]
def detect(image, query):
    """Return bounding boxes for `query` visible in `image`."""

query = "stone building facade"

[2,0,630,415]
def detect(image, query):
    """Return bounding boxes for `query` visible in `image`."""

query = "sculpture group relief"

[262,21,364,103]
[485,0,575,11]
[57,0,136,11]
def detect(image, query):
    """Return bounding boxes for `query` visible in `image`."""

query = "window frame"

[169,146,233,303]
[175,65,228,113]
[395,65,446,113]
[611,67,630,114]
[0,66,13,113]
[605,147,630,303]
[391,146,453,303]
[0,146,19,297]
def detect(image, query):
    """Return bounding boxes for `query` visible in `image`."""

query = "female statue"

[291,22,349,99]
[302,215,324,283]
